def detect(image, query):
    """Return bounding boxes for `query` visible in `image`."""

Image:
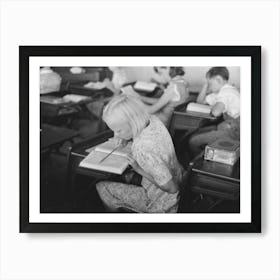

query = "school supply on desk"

[186,102,211,114]
[98,146,120,164]
[85,139,132,155]
[204,138,240,166]
[41,94,91,105]
[62,94,91,103]
[133,81,157,92]
[83,81,106,90]
[40,95,70,105]
[185,102,215,119]
[80,140,131,174]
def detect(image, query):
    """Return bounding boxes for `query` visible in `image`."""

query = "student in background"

[151,66,172,88]
[96,95,184,213]
[139,67,190,127]
[84,67,128,95]
[40,67,62,94]
[101,67,128,95]
[189,67,240,157]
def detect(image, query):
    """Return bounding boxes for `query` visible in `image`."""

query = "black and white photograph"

[20,46,260,232]
[40,65,241,214]
[3,1,280,279]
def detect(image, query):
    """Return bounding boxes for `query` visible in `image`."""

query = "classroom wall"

[184,66,240,91]
[122,66,240,91]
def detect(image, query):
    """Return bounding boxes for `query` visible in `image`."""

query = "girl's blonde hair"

[102,95,150,138]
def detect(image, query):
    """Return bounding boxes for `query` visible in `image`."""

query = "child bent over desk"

[96,95,184,213]
[189,67,240,157]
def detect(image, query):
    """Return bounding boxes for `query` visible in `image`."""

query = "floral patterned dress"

[96,116,184,213]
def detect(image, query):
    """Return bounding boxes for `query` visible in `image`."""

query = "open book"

[133,81,157,92]
[185,102,215,119]
[40,94,91,104]
[62,94,91,103]
[40,95,70,105]
[80,140,131,174]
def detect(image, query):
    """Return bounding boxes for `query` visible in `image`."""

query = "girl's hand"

[126,154,141,173]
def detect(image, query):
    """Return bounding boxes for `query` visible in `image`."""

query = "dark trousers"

[189,115,240,157]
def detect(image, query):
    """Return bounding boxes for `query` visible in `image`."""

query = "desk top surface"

[40,88,113,105]
[71,130,113,156]
[40,124,78,150]
[192,157,240,183]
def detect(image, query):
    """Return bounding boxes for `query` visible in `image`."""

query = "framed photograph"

[20,46,261,233]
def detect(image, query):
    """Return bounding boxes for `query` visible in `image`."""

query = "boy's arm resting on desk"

[211,102,225,117]
[196,83,209,104]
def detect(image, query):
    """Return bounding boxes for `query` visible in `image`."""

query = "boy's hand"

[210,102,225,117]
[202,82,209,92]
[197,82,209,104]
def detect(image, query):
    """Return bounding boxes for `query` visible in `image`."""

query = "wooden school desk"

[65,130,115,207]
[188,154,240,212]
[40,87,113,125]
[169,96,221,137]
[40,123,78,154]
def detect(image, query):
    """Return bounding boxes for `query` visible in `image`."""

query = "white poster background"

[1,0,279,280]
[30,56,251,223]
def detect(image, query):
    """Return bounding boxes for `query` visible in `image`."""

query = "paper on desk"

[62,94,91,103]
[79,150,129,174]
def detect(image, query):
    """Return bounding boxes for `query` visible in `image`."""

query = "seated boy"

[189,67,240,157]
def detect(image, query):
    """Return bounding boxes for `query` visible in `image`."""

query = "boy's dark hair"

[169,67,185,78]
[153,67,185,78]
[153,66,167,73]
[99,67,113,82]
[206,67,229,81]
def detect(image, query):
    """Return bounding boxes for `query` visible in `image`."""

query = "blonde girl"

[96,95,184,213]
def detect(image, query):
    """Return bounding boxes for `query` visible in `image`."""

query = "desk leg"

[65,153,81,211]
[206,198,223,212]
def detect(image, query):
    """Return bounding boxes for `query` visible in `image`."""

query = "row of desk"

[40,84,240,213]
[64,112,240,213]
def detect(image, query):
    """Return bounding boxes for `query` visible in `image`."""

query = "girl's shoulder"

[133,117,169,146]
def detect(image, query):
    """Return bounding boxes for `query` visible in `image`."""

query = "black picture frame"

[20,46,261,233]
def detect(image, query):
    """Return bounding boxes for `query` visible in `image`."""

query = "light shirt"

[109,67,128,90]
[40,67,61,94]
[169,75,189,102]
[205,84,240,119]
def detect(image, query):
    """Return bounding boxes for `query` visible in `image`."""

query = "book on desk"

[40,94,91,104]
[79,139,131,174]
[133,81,157,92]
[185,102,216,120]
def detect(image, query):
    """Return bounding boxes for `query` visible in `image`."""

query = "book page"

[86,140,132,156]
[134,81,157,92]
[79,150,129,174]
[186,102,212,114]
[40,96,69,105]
[62,94,91,103]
